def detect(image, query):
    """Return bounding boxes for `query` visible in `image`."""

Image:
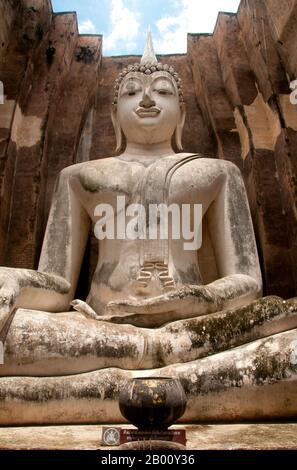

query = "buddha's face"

[114,71,184,147]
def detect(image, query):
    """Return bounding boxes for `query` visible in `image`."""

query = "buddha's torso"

[69,155,227,314]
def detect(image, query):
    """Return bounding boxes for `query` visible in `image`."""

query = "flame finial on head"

[140,26,158,66]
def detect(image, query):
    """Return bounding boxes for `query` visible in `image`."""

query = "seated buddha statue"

[0,33,296,424]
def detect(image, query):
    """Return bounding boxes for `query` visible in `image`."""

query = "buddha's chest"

[75,159,219,219]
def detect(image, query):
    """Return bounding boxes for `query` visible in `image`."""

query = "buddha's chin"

[134,123,174,140]
[138,134,171,146]
[135,116,161,128]
[125,128,169,144]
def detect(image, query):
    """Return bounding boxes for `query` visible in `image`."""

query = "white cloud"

[155,0,240,54]
[79,19,96,34]
[104,0,140,54]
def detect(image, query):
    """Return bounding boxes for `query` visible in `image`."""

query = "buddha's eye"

[125,87,141,96]
[125,82,141,96]
[157,89,172,95]
[153,80,174,96]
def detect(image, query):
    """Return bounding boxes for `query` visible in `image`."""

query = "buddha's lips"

[135,107,161,118]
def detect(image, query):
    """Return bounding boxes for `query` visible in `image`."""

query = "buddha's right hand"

[0,267,71,333]
[0,267,22,333]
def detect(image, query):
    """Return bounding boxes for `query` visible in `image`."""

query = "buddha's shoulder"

[57,158,137,194]
[187,155,242,178]
[58,157,125,179]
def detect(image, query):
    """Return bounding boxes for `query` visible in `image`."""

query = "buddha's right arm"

[0,267,71,332]
[0,167,90,333]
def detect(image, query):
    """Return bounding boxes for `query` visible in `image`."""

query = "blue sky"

[52,0,240,56]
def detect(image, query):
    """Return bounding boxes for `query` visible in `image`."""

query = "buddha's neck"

[118,141,174,164]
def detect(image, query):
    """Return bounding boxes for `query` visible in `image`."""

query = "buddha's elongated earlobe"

[111,104,122,153]
[175,103,186,151]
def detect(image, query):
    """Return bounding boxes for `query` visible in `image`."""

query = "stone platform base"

[0,423,296,450]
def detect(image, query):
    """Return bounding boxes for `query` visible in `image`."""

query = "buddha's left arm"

[205,161,262,309]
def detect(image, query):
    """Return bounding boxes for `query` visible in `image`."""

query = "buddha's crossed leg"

[1,296,297,376]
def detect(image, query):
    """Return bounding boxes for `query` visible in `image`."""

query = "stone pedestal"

[0,424,297,450]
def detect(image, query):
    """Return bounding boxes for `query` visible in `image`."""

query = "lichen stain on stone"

[77,163,132,195]
[226,163,256,274]
[252,354,287,384]
[177,264,202,285]
[180,365,245,397]
[92,262,127,292]
[158,330,297,399]
[39,172,71,277]
[289,339,297,365]
[251,341,295,385]
[75,46,97,64]
[162,296,285,361]
[4,311,144,373]
[93,262,117,284]
[0,370,127,403]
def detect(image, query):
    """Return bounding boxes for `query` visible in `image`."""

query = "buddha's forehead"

[120,70,177,88]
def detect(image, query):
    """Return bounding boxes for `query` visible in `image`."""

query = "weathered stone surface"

[238,0,289,100]
[1,329,297,425]
[1,296,296,377]
[0,0,53,257]
[265,0,297,78]
[188,34,242,167]
[208,8,297,298]
[38,34,102,247]
[0,3,102,271]
[3,12,80,268]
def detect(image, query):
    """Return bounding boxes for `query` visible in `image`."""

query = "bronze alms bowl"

[119,377,187,430]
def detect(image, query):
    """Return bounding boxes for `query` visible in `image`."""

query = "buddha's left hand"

[105,274,260,317]
[106,285,221,316]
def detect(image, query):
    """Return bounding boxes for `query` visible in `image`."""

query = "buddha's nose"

[139,88,155,108]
